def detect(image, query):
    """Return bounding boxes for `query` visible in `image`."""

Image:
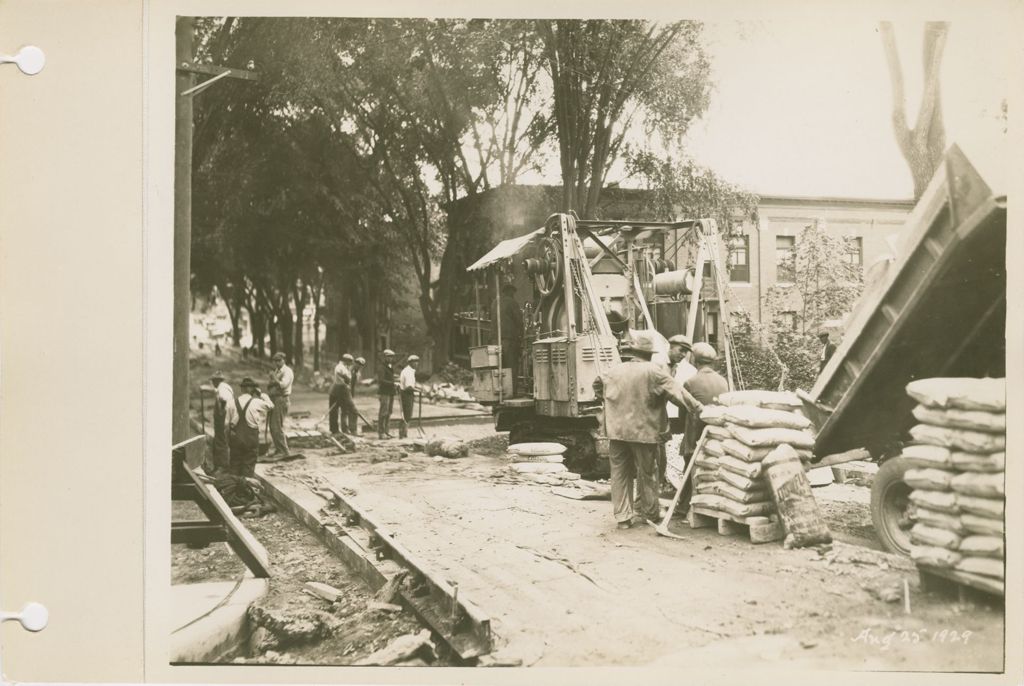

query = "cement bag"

[950,472,1004,498]
[961,513,1004,536]
[951,451,1005,473]
[905,377,1005,412]
[722,405,812,430]
[762,444,832,547]
[718,469,765,493]
[706,425,732,441]
[508,442,567,456]
[703,439,726,458]
[904,468,954,492]
[914,507,967,535]
[693,471,718,485]
[956,495,1004,519]
[910,523,962,550]
[699,405,729,427]
[694,455,720,471]
[507,453,564,463]
[721,438,811,463]
[717,499,775,518]
[717,390,802,410]
[958,536,1004,559]
[695,481,718,494]
[714,482,770,503]
[690,493,726,510]
[510,462,568,474]
[909,489,959,515]
[909,424,1005,454]
[718,454,763,480]
[901,444,953,469]
[729,426,815,449]
[955,557,1004,579]
[911,545,962,569]
[911,405,1006,433]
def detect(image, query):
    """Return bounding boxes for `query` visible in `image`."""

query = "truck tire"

[870,456,914,556]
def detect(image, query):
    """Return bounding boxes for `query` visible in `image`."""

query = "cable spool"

[653,269,694,296]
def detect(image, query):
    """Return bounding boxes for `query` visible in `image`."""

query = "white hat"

[408,354,420,362]
[355,356,366,365]
[341,353,354,363]
[383,349,395,356]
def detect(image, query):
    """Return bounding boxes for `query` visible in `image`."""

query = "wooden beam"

[177,61,258,81]
[171,521,228,546]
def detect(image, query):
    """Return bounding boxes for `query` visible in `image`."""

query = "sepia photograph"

[165,10,1009,673]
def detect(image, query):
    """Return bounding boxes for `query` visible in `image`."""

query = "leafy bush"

[436,362,474,388]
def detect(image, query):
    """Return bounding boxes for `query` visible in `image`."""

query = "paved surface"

[258,445,1004,670]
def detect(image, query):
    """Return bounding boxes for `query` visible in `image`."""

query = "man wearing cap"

[680,343,730,463]
[346,356,367,434]
[655,334,699,491]
[329,353,355,434]
[267,352,294,457]
[209,371,234,476]
[376,349,398,439]
[595,332,705,529]
[226,378,275,477]
[818,332,837,372]
[398,354,420,439]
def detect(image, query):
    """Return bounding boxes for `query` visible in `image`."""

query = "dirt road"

[258,437,1003,671]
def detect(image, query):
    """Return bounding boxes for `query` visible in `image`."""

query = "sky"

[674,17,1011,199]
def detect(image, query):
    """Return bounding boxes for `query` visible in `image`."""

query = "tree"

[536,20,711,217]
[880,21,949,199]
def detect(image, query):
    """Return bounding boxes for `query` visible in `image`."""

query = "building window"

[779,310,798,331]
[844,236,863,267]
[705,311,719,349]
[776,235,796,283]
[728,235,750,283]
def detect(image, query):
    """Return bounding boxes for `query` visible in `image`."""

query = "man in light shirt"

[347,356,367,434]
[398,354,420,439]
[226,377,274,477]
[267,352,294,456]
[330,353,355,434]
[209,371,234,476]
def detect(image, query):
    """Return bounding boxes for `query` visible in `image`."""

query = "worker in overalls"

[209,371,233,476]
[398,354,420,439]
[227,378,274,477]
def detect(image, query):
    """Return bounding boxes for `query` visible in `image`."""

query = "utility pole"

[172,17,258,447]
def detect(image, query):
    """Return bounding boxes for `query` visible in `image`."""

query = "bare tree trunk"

[880,21,949,199]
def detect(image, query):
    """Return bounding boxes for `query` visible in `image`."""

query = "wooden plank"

[177,61,258,81]
[919,565,1004,597]
[171,521,228,546]
[202,482,271,578]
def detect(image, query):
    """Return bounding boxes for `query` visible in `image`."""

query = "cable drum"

[652,269,694,296]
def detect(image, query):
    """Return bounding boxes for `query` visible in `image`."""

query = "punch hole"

[0,602,48,632]
[0,46,45,75]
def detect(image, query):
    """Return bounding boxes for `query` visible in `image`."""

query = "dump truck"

[464,212,734,476]
[799,145,1006,555]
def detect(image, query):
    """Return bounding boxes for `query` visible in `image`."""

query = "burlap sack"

[910,523,962,550]
[909,424,1005,454]
[911,405,1006,433]
[950,472,1004,498]
[955,556,1004,579]
[901,444,953,469]
[911,545,962,569]
[958,536,1004,559]
[909,489,959,514]
[722,405,812,430]
[950,451,1005,473]
[762,444,832,547]
[728,426,815,449]
[904,467,954,491]
[905,377,1005,412]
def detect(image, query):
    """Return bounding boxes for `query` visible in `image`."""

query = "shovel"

[650,429,709,540]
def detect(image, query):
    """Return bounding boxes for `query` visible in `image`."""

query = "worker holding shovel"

[398,354,420,439]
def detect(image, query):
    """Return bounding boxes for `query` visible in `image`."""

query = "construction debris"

[303,581,343,603]
[247,604,338,649]
[354,629,435,666]
[374,570,409,604]
[366,600,403,613]
[425,438,469,458]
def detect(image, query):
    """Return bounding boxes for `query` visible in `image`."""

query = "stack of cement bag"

[507,442,581,486]
[904,378,1005,587]
[689,391,816,522]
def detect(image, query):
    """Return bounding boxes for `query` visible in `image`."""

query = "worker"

[595,332,704,529]
[818,331,837,372]
[329,354,355,435]
[226,377,274,477]
[347,356,367,433]
[209,371,233,476]
[266,352,293,457]
[657,334,698,492]
[376,349,398,439]
[398,354,420,439]
[493,282,524,394]
[680,342,729,462]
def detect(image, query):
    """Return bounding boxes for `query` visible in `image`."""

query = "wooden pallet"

[687,505,784,544]
[918,564,1004,599]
